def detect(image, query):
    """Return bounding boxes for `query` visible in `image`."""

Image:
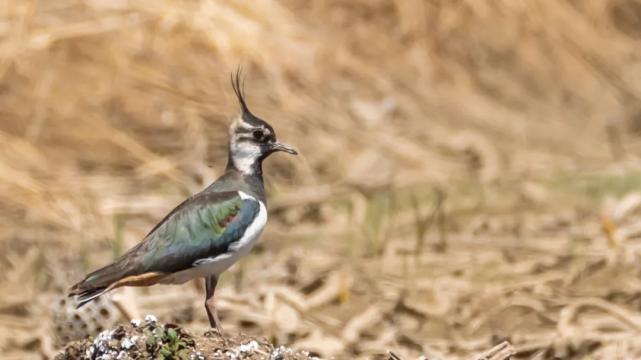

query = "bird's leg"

[205,276,223,335]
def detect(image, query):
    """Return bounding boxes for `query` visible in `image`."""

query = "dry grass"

[4,0,641,359]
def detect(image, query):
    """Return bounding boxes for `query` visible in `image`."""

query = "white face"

[230,141,262,174]
[229,119,275,175]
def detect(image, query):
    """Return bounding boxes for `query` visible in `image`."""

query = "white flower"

[130,319,141,327]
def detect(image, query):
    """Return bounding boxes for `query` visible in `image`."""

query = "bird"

[68,69,298,334]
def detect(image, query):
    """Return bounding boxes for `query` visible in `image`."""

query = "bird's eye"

[253,130,264,141]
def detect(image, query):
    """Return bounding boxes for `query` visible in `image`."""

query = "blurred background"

[4,0,641,359]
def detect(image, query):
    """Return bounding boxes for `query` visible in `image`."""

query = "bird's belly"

[162,256,238,285]
[160,230,263,285]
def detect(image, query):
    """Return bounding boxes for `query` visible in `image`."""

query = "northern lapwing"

[68,69,298,333]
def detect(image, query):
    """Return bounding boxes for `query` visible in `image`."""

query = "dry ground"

[4,0,641,359]
[52,320,515,360]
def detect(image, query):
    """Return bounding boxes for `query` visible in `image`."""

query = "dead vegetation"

[3,0,641,359]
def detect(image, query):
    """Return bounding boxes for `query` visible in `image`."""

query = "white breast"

[228,191,268,253]
[160,191,267,285]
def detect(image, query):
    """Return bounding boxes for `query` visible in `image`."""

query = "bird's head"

[226,69,298,175]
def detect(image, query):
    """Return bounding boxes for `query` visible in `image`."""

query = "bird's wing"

[139,190,261,274]
[74,190,261,292]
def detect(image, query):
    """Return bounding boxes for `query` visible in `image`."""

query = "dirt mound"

[53,317,516,360]
[54,317,316,360]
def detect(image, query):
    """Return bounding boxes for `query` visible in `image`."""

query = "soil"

[54,318,320,360]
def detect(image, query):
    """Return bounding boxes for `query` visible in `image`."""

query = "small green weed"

[145,324,194,360]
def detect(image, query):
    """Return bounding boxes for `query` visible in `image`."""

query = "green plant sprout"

[145,324,194,360]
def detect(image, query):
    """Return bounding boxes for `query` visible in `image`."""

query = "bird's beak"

[271,140,298,155]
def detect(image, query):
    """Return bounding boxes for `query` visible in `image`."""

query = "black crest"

[231,65,249,114]
[230,65,271,129]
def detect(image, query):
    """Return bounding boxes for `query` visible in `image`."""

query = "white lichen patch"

[270,345,294,359]
[120,337,136,350]
[94,329,113,344]
[239,340,259,354]
[190,353,206,360]
[144,314,157,325]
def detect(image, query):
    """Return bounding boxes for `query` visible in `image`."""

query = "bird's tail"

[68,262,130,308]
[71,286,110,308]
[68,244,167,308]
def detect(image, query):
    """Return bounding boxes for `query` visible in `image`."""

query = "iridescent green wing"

[138,190,261,274]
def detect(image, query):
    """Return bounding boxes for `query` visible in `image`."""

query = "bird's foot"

[204,327,225,341]
[204,327,228,347]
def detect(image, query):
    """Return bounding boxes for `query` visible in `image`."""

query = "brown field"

[3,0,641,359]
